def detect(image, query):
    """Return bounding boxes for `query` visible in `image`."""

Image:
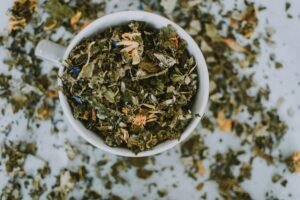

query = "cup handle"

[35,40,67,65]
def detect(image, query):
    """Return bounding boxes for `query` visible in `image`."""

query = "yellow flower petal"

[217,109,232,132]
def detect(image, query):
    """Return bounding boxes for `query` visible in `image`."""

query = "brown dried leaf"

[43,19,58,31]
[92,109,96,121]
[252,147,273,165]
[222,38,248,53]
[139,61,160,73]
[196,160,206,176]
[70,11,82,31]
[195,182,204,191]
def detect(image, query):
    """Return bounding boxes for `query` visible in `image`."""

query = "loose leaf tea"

[1,0,298,199]
[9,0,37,32]
[61,21,198,153]
[286,152,300,173]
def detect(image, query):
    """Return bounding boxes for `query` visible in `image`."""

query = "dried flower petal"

[118,40,139,52]
[120,128,129,143]
[70,11,82,31]
[131,49,140,65]
[217,109,232,132]
[132,113,147,127]
[121,32,141,40]
[117,32,143,65]
[9,18,26,31]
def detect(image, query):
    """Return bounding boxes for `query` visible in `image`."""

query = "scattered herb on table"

[286,151,300,173]
[0,0,297,199]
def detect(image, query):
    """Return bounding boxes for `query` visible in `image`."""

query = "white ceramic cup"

[35,11,209,157]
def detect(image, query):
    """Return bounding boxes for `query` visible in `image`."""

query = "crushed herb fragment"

[286,151,300,173]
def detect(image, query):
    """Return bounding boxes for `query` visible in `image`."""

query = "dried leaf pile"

[61,22,197,153]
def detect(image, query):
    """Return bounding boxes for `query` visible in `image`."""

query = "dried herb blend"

[61,21,198,153]
[1,0,298,199]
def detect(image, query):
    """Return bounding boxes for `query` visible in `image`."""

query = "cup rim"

[58,10,209,157]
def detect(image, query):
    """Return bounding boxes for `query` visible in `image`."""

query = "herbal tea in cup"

[35,11,209,157]
[61,21,198,153]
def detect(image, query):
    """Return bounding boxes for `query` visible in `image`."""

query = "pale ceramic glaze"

[35,11,209,157]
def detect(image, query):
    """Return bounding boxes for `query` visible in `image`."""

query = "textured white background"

[0,0,300,199]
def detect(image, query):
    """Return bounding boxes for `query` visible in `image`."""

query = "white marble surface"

[0,0,300,199]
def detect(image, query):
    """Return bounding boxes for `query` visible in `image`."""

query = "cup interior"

[58,11,209,157]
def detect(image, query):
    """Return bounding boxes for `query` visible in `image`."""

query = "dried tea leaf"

[195,182,204,191]
[240,4,258,38]
[9,0,37,31]
[70,11,82,31]
[217,109,233,132]
[34,103,54,120]
[222,38,248,53]
[286,152,300,173]
[154,53,176,68]
[43,18,58,31]
[103,89,116,104]
[44,0,74,20]
[196,160,206,176]
[138,61,160,73]
[252,147,273,165]
[136,168,153,179]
